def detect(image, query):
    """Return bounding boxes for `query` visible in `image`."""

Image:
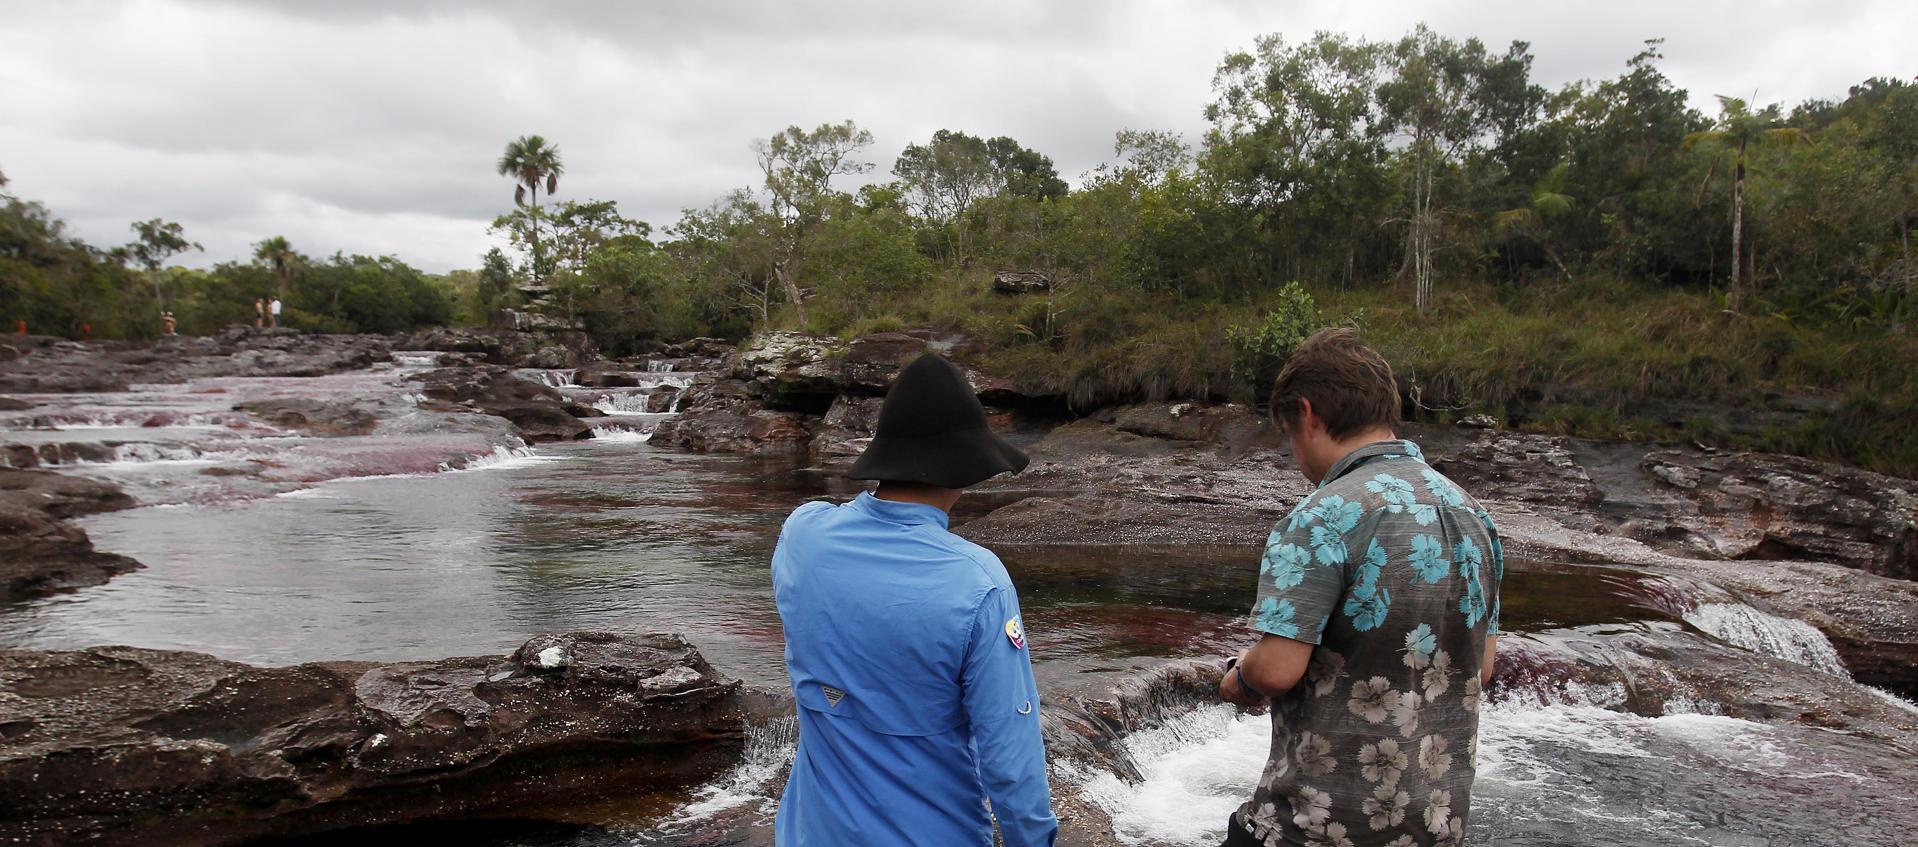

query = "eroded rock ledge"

[0,632,754,846]
[0,468,139,602]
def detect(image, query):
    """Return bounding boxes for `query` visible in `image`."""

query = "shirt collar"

[849,491,952,529]
[1319,438,1427,488]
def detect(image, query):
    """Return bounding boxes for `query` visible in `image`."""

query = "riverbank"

[2,325,1915,845]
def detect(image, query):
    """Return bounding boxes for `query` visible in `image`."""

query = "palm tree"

[252,236,299,301]
[1493,163,1576,278]
[496,135,564,284]
[1684,96,1810,311]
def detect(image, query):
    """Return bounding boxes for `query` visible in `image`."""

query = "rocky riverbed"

[2,325,1915,845]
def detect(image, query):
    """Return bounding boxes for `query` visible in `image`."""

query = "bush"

[1225,281,1325,399]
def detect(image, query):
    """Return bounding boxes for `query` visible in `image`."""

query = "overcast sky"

[3,0,1912,273]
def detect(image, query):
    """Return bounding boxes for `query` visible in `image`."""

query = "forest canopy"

[4,29,1914,471]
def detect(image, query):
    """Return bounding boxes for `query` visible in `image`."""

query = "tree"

[1492,162,1576,276]
[476,247,519,325]
[753,120,874,325]
[496,135,564,284]
[1685,95,1811,310]
[1377,27,1538,311]
[252,236,300,301]
[121,219,201,310]
[1202,32,1393,285]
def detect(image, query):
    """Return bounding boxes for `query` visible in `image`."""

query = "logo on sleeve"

[1005,617,1026,650]
[821,685,845,708]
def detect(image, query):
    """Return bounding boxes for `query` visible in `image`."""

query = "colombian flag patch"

[1005,617,1026,650]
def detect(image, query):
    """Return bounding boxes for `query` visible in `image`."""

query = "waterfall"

[1681,603,1850,677]
[518,369,579,388]
[641,716,797,837]
[646,360,679,373]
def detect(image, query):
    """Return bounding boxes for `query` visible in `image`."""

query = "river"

[3,358,1914,846]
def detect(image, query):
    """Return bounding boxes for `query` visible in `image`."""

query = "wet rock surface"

[0,468,139,602]
[412,367,592,443]
[394,328,597,369]
[0,632,753,847]
[0,330,391,393]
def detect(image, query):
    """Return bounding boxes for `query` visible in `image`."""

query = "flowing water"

[3,362,1913,846]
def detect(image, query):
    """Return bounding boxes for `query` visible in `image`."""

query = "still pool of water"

[3,438,1678,697]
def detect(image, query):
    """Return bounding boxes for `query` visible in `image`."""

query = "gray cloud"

[2,0,1911,272]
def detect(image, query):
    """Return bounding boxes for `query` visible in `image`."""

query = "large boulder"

[411,367,592,442]
[232,398,383,436]
[1640,450,1918,580]
[0,632,752,846]
[393,329,596,369]
[0,468,140,601]
[809,395,883,464]
[732,332,844,412]
[726,330,1036,411]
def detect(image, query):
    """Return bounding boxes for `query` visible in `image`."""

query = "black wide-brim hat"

[847,353,1029,489]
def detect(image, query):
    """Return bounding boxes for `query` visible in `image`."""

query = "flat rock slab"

[0,632,751,846]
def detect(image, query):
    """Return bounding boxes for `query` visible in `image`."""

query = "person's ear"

[1296,397,1317,438]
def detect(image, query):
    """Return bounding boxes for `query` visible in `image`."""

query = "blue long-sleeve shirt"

[771,492,1058,847]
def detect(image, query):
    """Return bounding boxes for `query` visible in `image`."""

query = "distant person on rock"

[267,298,282,328]
[1218,328,1503,847]
[162,311,176,336]
[255,298,266,328]
[771,353,1057,847]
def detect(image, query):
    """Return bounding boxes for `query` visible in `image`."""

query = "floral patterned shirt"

[1238,439,1502,847]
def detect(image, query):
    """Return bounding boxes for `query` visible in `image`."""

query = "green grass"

[793,271,1917,476]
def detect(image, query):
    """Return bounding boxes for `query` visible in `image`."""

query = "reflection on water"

[4,437,1674,699]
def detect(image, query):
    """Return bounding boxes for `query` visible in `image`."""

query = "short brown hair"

[1268,327,1401,438]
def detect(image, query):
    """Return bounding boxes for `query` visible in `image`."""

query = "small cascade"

[390,351,442,369]
[646,360,679,373]
[592,392,657,415]
[1682,603,1851,677]
[521,369,580,389]
[639,716,798,839]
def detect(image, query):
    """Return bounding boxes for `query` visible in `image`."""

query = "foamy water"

[1682,602,1850,677]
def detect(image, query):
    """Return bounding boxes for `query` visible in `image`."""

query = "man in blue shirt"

[772,353,1058,847]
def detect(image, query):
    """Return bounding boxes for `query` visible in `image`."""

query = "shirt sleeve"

[961,586,1058,847]
[1476,509,1504,636]
[1250,500,1354,644]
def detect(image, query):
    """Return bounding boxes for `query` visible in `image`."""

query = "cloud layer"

[3,0,1911,271]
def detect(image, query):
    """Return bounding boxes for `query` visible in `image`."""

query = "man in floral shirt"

[1220,328,1501,847]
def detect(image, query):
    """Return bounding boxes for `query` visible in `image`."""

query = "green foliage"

[1225,282,1325,397]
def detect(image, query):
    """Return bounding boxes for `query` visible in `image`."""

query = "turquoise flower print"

[1258,596,1300,638]
[1407,502,1439,526]
[1344,584,1392,632]
[1404,623,1437,668]
[1455,537,1484,572]
[1369,472,1437,525]
[1351,540,1386,595]
[1421,468,1464,508]
[1312,495,1364,534]
[1460,567,1487,627]
[1263,541,1313,590]
[1286,502,1316,532]
[1366,473,1416,507]
[1310,525,1349,566]
[1457,537,1488,626]
[1408,535,1450,583]
[1400,440,1425,461]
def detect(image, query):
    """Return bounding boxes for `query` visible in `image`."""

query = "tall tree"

[252,236,300,301]
[121,219,200,310]
[1685,96,1811,310]
[1202,32,1392,285]
[1377,27,1538,311]
[754,120,874,325]
[496,135,564,284]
